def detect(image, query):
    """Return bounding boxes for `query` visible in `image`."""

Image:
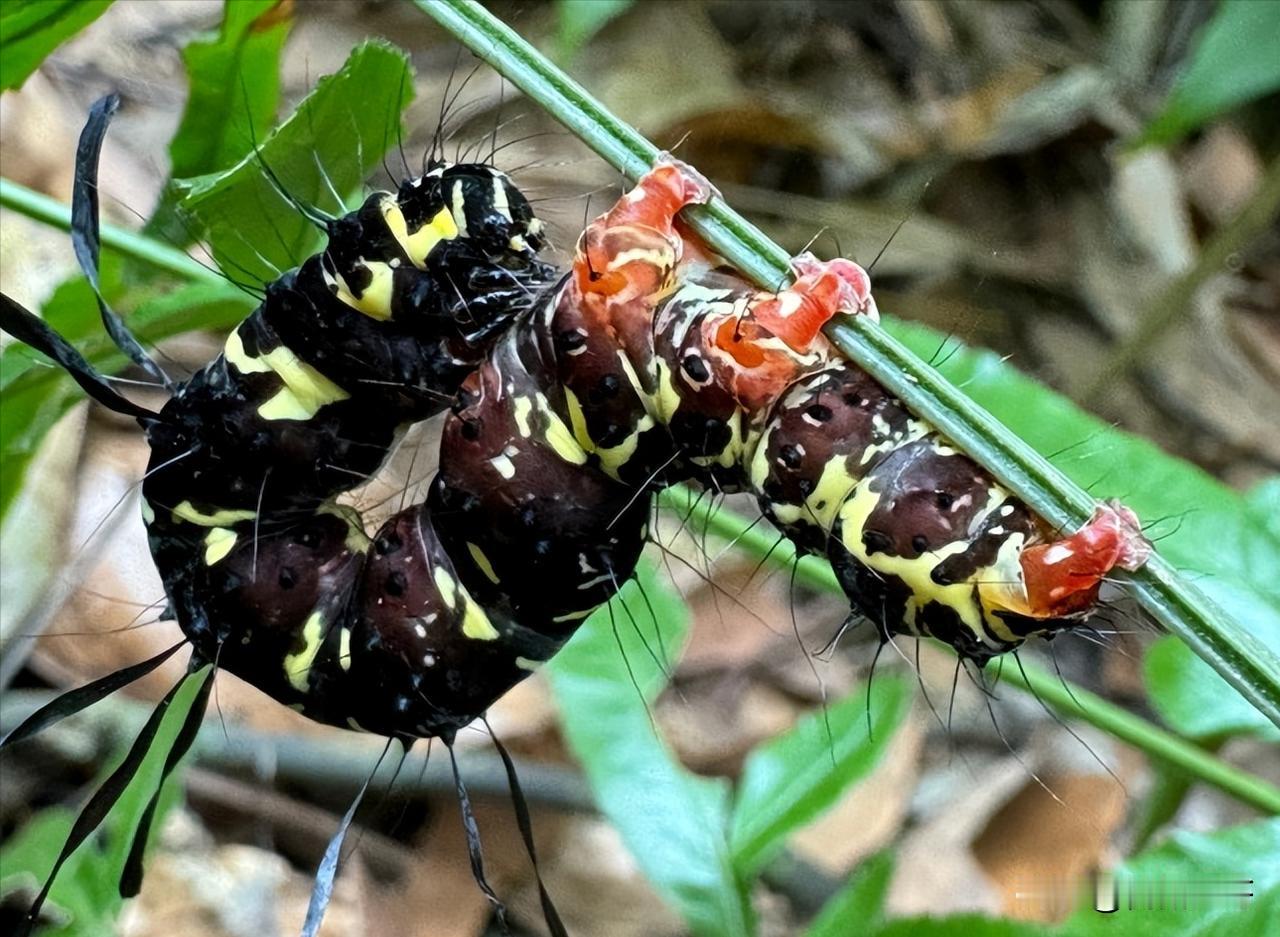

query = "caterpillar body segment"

[438,156,1152,672]
[137,161,562,733]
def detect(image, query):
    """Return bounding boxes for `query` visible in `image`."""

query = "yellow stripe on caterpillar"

[284,611,326,692]
[380,198,459,267]
[203,527,237,565]
[255,346,350,421]
[837,482,986,636]
[171,501,257,527]
[335,262,397,320]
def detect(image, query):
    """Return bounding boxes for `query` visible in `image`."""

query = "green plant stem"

[660,487,1280,816]
[418,0,1280,732]
[0,177,222,287]
[0,6,1273,810]
[1082,152,1280,403]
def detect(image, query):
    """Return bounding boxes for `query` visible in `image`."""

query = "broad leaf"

[175,40,414,284]
[1140,0,1280,146]
[0,0,113,90]
[555,0,633,58]
[147,0,293,236]
[1061,818,1280,936]
[872,919,1050,937]
[546,563,755,937]
[805,850,895,937]
[730,677,910,876]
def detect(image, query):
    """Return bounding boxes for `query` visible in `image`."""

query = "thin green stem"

[661,488,1280,816]
[1,5,1274,813]
[997,664,1279,816]
[0,177,222,287]
[418,0,1280,731]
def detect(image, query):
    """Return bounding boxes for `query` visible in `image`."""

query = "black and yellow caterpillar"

[0,95,1150,937]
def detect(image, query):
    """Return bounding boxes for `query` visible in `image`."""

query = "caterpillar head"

[405,162,545,258]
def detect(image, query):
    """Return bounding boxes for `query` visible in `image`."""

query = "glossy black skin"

[138,164,562,738]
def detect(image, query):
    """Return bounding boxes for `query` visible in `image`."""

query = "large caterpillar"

[0,95,1150,936]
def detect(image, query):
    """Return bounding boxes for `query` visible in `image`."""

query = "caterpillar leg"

[572,156,715,302]
[987,500,1152,619]
[747,253,878,353]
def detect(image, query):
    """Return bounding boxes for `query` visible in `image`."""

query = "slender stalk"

[0,8,1273,810]
[662,488,1280,816]
[0,178,222,287]
[417,0,1280,731]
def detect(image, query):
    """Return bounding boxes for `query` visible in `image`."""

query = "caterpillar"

[0,94,1151,937]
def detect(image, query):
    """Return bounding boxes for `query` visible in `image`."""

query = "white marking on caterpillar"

[490,453,516,479]
[1041,543,1075,565]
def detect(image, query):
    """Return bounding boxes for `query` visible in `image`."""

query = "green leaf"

[1141,477,1280,740]
[1061,818,1280,936]
[871,916,1050,937]
[555,0,633,58]
[0,275,251,521]
[1145,579,1280,740]
[148,0,293,236]
[175,39,414,283]
[729,677,910,876]
[1140,0,1280,146]
[0,672,205,936]
[1185,886,1279,937]
[0,0,113,90]
[1245,476,1280,543]
[170,0,292,179]
[546,563,755,937]
[804,850,894,937]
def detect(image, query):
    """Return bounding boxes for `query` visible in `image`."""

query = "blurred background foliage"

[0,1,1277,936]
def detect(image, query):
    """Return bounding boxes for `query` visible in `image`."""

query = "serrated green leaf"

[729,676,910,876]
[1140,0,1280,146]
[147,0,292,237]
[0,0,113,90]
[805,850,895,937]
[546,562,755,937]
[170,0,292,179]
[175,40,414,284]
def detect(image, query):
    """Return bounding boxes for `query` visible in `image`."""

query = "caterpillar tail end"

[1009,500,1152,619]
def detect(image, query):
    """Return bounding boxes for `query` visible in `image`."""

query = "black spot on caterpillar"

[0,93,1153,937]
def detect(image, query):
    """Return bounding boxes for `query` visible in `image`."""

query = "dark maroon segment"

[430,326,649,637]
[858,440,996,561]
[347,509,547,740]
[755,364,914,553]
[153,510,363,714]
